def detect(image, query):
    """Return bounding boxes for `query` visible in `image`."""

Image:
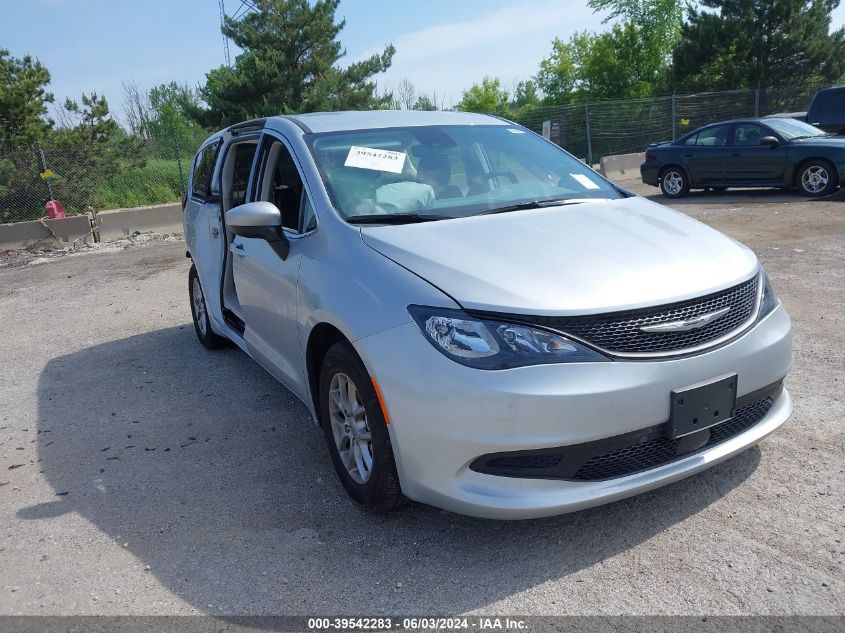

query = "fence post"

[37,145,54,201]
[754,85,761,117]
[671,94,677,141]
[172,135,186,194]
[584,98,593,166]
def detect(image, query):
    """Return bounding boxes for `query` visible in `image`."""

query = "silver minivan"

[183,111,793,519]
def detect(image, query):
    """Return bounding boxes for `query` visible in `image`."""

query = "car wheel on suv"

[318,341,406,513]
[188,264,228,349]
[659,167,690,198]
[796,160,838,197]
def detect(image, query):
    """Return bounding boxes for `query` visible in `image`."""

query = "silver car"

[183,111,792,519]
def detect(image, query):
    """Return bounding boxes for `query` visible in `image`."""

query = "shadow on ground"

[642,186,844,205]
[26,326,761,614]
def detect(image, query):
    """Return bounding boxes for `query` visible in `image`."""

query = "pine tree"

[187,0,395,127]
[673,0,845,91]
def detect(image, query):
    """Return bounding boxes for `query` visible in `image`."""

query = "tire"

[318,341,406,513]
[796,160,838,197]
[659,167,690,198]
[188,264,228,349]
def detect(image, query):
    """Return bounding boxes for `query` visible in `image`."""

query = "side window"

[191,142,219,201]
[694,125,729,147]
[231,143,257,208]
[733,123,766,146]
[301,195,317,233]
[255,138,313,233]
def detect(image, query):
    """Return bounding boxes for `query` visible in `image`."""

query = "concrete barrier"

[0,215,94,251]
[599,152,645,181]
[94,203,183,242]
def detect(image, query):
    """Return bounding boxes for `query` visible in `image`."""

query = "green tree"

[456,77,510,114]
[0,49,54,146]
[188,0,395,127]
[673,0,845,91]
[148,82,206,149]
[49,93,148,212]
[589,0,685,50]
[59,92,120,143]
[412,95,437,111]
[537,22,667,102]
[513,80,540,108]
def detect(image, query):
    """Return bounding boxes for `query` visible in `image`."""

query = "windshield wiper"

[347,213,452,225]
[475,198,591,216]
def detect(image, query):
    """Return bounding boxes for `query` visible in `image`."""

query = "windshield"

[307,125,621,222]
[765,118,827,140]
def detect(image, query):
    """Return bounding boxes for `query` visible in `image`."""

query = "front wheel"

[797,161,838,197]
[659,167,690,198]
[319,342,405,513]
[188,264,228,349]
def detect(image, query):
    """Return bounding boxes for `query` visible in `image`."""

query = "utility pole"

[219,0,231,67]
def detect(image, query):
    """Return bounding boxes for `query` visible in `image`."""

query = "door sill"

[222,308,245,335]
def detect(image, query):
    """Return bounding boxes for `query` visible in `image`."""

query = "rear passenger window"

[191,142,220,201]
[693,125,729,146]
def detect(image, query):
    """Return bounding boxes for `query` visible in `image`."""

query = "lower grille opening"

[470,381,781,482]
[571,396,773,480]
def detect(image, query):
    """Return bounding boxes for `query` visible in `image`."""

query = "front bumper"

[355,306,793,519]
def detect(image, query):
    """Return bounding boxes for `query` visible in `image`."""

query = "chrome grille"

[528,275,759,355]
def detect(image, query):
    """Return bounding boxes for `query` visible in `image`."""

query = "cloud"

[356,0,601,106]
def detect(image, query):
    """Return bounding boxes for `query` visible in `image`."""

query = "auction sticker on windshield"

[345,146,407,174]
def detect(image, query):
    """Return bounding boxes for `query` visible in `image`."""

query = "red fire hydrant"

[45,200,66,219]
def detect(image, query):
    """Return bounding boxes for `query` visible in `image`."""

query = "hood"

[360,196,759,316]
[791,136,845,149]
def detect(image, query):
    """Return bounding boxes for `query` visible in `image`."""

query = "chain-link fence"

[0,84,835,224]
[511,84,832,165]
[0,135,203,224]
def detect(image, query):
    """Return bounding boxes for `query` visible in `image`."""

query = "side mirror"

[225,201,290,260]
[760,136,780,147]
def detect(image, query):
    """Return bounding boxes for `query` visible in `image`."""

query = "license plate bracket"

[670,374,738,438]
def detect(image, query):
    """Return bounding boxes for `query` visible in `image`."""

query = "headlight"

[408,305,609,369]
[758,267,779,320]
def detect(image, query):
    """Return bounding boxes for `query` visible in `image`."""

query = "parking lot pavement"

[0,189,843,616]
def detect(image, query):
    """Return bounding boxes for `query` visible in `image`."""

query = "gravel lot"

[0,183,843,616]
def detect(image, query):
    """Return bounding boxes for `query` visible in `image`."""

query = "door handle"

[732,152,741,156]
[683,153,693,157]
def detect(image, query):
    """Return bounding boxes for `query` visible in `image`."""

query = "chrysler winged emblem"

[640,307,731,333]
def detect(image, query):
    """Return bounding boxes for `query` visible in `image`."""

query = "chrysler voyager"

[183,111,792,519]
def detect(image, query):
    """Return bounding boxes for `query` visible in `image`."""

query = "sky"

[2,0,845,123]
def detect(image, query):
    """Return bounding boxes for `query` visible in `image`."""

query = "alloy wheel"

[192,277,207,336]
[328,372,373,484]
[801,165,829,194]
[663,171,684,195]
